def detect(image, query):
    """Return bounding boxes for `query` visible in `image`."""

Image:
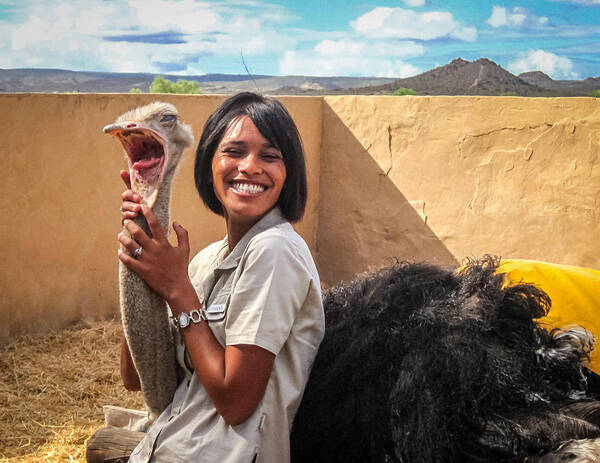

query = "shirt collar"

[216,207,286,271]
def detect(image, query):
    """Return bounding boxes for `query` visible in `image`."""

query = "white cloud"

[487,7,507,27]
[452,26,478,42]
[486,6,548,28]
[314,39,425,58]
[508,50,579,79]
[125,0,221,34]
[315,40,364,56]
[279,39,423,77]
[351,7,477,42]
[403,0,425,6]
[0,0,297,74]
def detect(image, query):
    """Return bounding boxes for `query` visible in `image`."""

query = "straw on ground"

[0,320,144,463]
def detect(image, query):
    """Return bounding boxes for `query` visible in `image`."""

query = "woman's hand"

[118,202,193,305]
[119,170,142,224]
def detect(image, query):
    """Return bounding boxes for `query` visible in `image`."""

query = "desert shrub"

[149,76,202,94]
[129,87,143,93]
[391,87,417,96]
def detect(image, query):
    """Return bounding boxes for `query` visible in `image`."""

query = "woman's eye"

[263,153,282,161]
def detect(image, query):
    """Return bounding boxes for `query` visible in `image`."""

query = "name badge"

[207,304,225,314]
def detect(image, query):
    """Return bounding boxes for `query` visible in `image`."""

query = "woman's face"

[212,115,287,227]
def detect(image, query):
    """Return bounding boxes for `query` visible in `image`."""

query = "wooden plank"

[86,426,145,463]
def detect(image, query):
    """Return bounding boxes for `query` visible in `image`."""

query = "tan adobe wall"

[0,94,321,341]
[1,94,598,342]
[318,96,600,284]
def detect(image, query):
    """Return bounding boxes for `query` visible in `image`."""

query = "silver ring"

[134,247,143,257]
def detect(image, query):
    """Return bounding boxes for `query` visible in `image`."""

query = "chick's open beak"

[104,123,168,208]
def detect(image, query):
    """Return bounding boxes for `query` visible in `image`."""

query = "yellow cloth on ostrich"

[498,259,600,374]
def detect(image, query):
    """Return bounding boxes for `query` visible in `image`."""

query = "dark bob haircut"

[194,92,307,223]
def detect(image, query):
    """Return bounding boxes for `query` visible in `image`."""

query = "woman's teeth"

[232,182,265,194]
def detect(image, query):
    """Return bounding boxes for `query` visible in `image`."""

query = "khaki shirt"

[128,208,325,463]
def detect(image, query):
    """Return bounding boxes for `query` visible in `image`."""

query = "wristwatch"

[171,308,207,329]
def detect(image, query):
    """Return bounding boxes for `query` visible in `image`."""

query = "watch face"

[178,312,190,328]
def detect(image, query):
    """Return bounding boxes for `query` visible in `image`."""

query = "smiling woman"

[118,92,324,463]
[210,116,287,237]
[195,92,307,225]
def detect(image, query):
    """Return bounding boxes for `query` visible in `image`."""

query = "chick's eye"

[160,114,176,123]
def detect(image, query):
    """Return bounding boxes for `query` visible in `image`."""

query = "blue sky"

[1,0,599,79]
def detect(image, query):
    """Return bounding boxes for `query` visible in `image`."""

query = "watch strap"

[171,308,207,328]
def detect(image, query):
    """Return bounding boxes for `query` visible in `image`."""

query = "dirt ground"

[0,320,144,462]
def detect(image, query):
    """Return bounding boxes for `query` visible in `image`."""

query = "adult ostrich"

[291,257,600,462]
[104,102,194,417]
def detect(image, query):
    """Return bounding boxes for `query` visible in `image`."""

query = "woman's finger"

[122,200,141,212]
[121,189,141,203]
[120,170,132,189]
[118,248,144,273]
[123,219,154,249]
[141,205,167,243]
[118,230,143,256]
[173,222,190,254]
[120,190,142,223]
[121,200,142,222]
[121,201,141,224]
[121,210,138,225]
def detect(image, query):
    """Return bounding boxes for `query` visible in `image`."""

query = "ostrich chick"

[104,102,194,417]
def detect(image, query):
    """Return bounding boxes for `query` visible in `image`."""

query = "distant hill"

[0,68,395,94]
[347,58,600,96]
[0,69,272,93]
[518,71,600,96]
[199,75,397,94]
[346,58,562,96]
[518,71,555,88]
[1,59,598,96]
